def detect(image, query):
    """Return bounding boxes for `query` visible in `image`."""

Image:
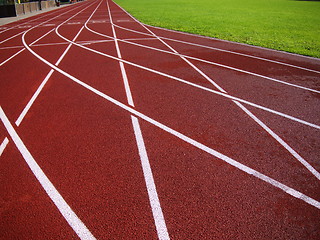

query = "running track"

[1,0,320,239]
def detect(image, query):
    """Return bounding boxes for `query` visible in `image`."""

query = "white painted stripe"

[0,48,25,67]
[0,2,89,67]
[0,107,96,239]
[233,101,320,180]
[56,26,85,66]
[0,45,24,50]
[54,27,320,130]
[107,1,134,106]
[123,38,157,41]
[30,28,55,46]
[16,43,320,209]
[119,61,135,106]
[32,42,70,47]
[21,0,320,211]
[107,2,169,238]
[0,29,54,67]
[15,1,97,127]
[0,0,75,34]
[15,69,54,126]
[85,24,320,94]
[131,116,170,240]
[144,23,320,63]
[136,21,320,179]
[114,1,320,73]
[114,24,320,90]
[0,31,25,45]
[0,137,9,156]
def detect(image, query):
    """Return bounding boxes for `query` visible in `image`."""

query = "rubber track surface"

[0,1,319,239]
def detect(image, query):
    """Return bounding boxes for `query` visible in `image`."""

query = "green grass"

[114,0,320,58]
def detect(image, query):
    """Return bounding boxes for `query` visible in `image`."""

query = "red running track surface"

[0,0,320,239]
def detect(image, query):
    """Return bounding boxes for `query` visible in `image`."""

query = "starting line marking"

[18,25,32,29]
[67,22,82,25]
[89,19,109,23]
[116,19,132,22]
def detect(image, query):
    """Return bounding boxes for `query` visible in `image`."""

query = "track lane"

[138,24,320,73]
[16,71,160,239]
[1,0,320,239]
[83,0,320,183]
[0,142,80,240]
[139,119,320,240]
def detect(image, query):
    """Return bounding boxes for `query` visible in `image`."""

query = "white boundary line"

[0,1,76,34]
[113,24,320,91]
[85,21,320,94]
[57,25,320,130]
[114,23,320,75]
[144,24,320,62]
[0,2,88,67]
[0,137,9,156]
[20,37,320,210]
[124,8,320,180]
[0,1,95,155]
[16,1,96,127]
[0,107,96,240]
[113,1,320,71]
[106,1,170,238]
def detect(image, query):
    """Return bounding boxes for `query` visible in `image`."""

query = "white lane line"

[131,116,170,240]
[107,6,135,106]
[131,17,320,180]
[0,137,9,156]
[145,23,320,63]
[18,40,320,210]
[15,69,54,126]
[115,22,320,75]
[123,37,159,41]
[0,29,54,67]
[114,24,320,93]
[0,45,24,50]
[16,1,96,127]
[0,31,26,45]
[106,1,169,239]
[32,42,70,47]
[234,101,320,180]
[85,23,320,94]
[55,27,320,130]
[0,1,95,156]
[0,0,77,34]
[114,2,320,74]
[0,48,25,67]
[0,107,96,240]
[0,1,87,68]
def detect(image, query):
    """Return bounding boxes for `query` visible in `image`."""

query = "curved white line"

[21,31,320,210]
[114,1,320,73]
[84,21,320,94]
[59,22,320,130]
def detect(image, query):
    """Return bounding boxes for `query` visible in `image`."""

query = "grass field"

[114,0,320,58]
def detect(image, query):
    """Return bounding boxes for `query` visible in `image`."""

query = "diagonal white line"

[85,23,320,94]
[113,1,320,74]
[0,137,9,156]
[128,15,320,180]
[0,107,96,240]
[0,2,88,67]
[18,36,320,210]
[112,24,320,94]
[57,25,320,130]
[15,0,96,127]
[106,1,170,239]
